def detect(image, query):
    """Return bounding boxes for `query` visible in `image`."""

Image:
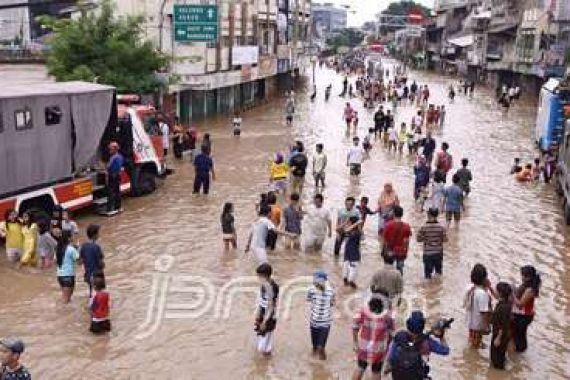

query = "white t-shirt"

[389,128,398,142]
[305,206,331,237]
[508,88,516,97]
[313,152,327,173]
[160,122,169,149]
[464,285,491,330]
[251,217,276,249]
[232,117,242,129]
[347,146,363,165]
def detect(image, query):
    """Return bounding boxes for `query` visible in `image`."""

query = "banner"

[232,46,259,65]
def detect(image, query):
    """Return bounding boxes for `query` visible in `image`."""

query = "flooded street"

[1,62,569,379]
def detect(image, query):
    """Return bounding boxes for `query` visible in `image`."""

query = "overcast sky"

[324,0,435,27]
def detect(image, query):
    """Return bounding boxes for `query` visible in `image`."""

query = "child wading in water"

[254,263,279,356]
[89,273,111,334]
[221,202,237,250]
[0,209,23,263]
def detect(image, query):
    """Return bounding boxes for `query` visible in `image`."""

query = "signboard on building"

[232,46,259,65]
[259,57,277,77]
[173,5,218,42]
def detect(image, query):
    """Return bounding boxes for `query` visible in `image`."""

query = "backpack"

[390,332,426,380]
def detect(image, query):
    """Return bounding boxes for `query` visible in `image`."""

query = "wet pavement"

[1,61,569,379]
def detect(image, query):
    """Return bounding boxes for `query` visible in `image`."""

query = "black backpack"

[390,332,426,380]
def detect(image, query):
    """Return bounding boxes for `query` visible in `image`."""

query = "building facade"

[113,0,311,123]
[0,0,31,44]
[428,0,570,97]
[311,2,346,41]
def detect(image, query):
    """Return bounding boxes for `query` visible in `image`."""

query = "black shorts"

[446,211,461,221]
[358,359,383,373]
[58,276,75,288]
[350,164,361,176]
[90,319,111,334]
[286,115,293,122]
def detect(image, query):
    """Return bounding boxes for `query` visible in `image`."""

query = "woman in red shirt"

[512,265,541,352]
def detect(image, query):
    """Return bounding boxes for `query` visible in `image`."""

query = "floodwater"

[1,62,569,380]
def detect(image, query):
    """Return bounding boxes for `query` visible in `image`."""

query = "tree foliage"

[326,28,365,51]
[41,0,169,94]
[378,1,431,34]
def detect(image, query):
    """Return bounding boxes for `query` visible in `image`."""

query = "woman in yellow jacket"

[0,209,24,262]
[269,153,289,195]
[20,210,39,266]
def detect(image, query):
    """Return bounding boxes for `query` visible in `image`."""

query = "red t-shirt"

[383,220,412,257]
[90,291,110,320]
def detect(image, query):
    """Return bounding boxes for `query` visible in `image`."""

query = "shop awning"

[448,34,474,47]
[488,23,518,34]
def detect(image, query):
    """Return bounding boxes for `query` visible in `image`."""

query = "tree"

[378,1,431,35]
[40,0,169,94]
[326,28,365,51]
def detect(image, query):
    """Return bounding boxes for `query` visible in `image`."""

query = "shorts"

[58,276,76,288]
[223,233,236,241]
[272,179,288,192]
[233,128,241,136]
[446,211,461,221]
[286,115,293,123]
[6,248,22,261]
[350,164,361,176]
[313,172,325,182]
[357,359,383,373]
[90,319,111,334]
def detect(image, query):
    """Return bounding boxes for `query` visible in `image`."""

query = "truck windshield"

[141,114,160,136]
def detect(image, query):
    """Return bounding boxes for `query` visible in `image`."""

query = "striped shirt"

[306,284,335,327]
[417,220,447,256]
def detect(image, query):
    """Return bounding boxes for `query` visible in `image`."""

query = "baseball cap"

[0,338,25,354]
[313,270,327,282]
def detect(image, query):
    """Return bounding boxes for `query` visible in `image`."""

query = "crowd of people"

[212,60,543,379]
[0,58,546,379]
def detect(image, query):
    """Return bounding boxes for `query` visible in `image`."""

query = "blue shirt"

[80,241,104,277]
[107,152,124,175]
[57,245,79,277]
[194,153,213,174]
[444,185,464,212]
[344,229,361,262]
[423,138,436,157]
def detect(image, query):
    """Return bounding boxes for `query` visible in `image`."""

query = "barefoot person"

[303,194,332,253]
[245,205,295,263]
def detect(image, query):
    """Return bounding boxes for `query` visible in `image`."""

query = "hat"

[406,311,426,334]
[313,270,327,282]
[0,338,25,354]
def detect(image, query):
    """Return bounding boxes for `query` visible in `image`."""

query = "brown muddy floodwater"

[1,61,569,380]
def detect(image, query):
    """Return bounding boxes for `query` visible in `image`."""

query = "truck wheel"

[136,171,156,195]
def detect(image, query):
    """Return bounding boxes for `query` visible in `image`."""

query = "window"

[45,106,62,125]
[15,108,32,130]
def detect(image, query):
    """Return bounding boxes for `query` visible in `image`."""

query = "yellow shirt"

[0,221,23,249]
[398,130,408,143]
[20,223,38,265]
[270,162,289,180]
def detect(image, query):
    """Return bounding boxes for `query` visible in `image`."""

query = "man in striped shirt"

[417,208,448,279]
[306,271,335,360]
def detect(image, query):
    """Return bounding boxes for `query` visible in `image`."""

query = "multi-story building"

[311,2,346,41]
[0,0,30,44]
[113,0,311,122]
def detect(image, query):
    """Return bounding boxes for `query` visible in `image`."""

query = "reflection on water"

[1,62,569,380]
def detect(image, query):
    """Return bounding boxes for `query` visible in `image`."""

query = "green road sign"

[173,5,218,42]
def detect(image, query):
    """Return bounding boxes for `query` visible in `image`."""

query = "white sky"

[325,0,435,27]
